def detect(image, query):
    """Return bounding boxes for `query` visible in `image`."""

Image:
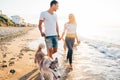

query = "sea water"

[78,27,120,45]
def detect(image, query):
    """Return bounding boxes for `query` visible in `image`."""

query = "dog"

[35,43,61,80]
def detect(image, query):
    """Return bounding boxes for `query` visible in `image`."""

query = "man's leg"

[45,37,53,58]
[48,48,53,59]
[53,48,57,54]
[52,36,58,54]
[46,36,58,59]
[48,48,57,59]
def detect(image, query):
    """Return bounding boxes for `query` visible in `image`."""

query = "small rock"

[10,69,16,74]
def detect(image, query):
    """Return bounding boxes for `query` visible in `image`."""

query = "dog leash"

[52,72,58,79]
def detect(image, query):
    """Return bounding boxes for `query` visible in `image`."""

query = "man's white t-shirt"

[40,11,57,37]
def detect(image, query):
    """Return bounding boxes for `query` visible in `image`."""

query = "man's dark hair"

[50,0,58,7]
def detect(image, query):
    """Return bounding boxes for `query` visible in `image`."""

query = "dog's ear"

[55,57,58,63]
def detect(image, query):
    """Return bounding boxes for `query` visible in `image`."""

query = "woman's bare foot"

[69,64,73,70]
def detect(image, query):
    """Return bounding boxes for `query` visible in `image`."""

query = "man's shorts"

[45,36,58,49]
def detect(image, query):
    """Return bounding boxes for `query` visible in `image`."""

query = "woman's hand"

[77,40,80,44]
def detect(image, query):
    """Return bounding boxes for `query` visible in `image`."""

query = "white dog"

[35,44,61,80]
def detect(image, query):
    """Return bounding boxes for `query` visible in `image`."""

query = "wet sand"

[60,41,120,80]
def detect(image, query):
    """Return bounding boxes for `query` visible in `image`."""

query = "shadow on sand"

[60,66,72,80]
[18,66,72,80]
[19,68,40,80]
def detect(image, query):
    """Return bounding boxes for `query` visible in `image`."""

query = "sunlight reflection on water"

[78,27,120,45]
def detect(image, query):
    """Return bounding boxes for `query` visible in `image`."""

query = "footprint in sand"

[2,54,7,58]
[29,57,34,59]
[9,57,16,61]
[19,53,24,58]
[1,65,7,68]
[2,60,7,63]
[17,55,22,59]
[0,60,7,68]
[9,61,15,66]
[18,56,22,59]
[19,52,24,56]
[29,53,32,56]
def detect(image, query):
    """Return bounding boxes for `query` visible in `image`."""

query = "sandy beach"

[0,27,120,80]
[0,27,40,80]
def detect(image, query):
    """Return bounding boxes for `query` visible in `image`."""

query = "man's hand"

[58,35,61,40]
[41,32,45,37]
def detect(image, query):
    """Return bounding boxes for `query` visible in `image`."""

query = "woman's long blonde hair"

[68,13,76,24]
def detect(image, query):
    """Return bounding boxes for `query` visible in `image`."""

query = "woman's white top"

[65,23,77,34]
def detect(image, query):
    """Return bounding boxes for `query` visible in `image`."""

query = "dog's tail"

[36,43,45,52]
[35,43,45,63]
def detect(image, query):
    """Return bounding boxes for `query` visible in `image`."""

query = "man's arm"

[56,21,60,37]
[38,20,45,37]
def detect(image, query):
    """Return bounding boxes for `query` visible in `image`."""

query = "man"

[38,0,60,59]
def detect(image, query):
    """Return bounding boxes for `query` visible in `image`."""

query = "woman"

[60,13,80,69]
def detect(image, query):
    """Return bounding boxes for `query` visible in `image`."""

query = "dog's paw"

[41,78,45,80]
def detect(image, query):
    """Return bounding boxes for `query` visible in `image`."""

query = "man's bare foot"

[64,59,68,63]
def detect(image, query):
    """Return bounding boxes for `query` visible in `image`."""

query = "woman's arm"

[60,24,66,40]
[75,33,80,44]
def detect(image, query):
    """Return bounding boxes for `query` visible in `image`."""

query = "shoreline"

[0,27,35,42]
[80,37,120,48]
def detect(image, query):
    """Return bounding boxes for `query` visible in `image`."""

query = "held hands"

[58,37,61,40]
[58,35,61,40]
[58,36,63,41]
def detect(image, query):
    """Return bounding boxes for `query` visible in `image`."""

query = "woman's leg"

[68,47,73,64]
[70,38,75,64]
[65,38,75,65]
